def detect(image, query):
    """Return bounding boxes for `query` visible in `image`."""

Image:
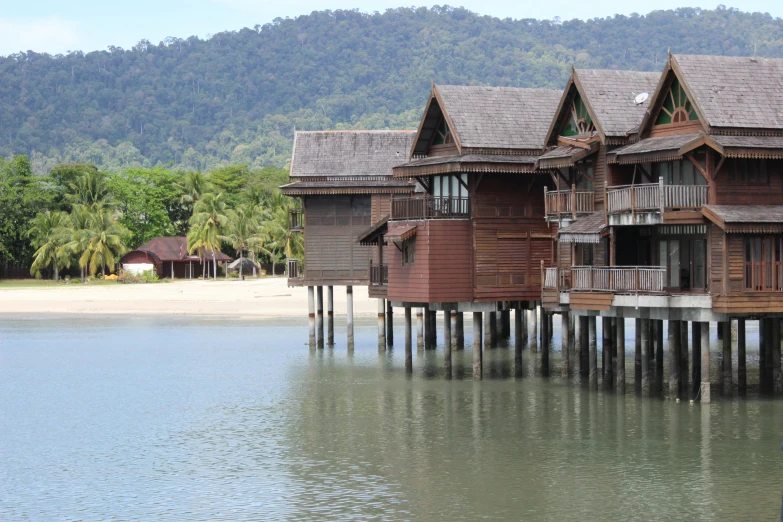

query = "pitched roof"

[133,237,231,262]
[280,178,416,196]
[537,143,599,169]
[435,85,562,150]
[557,212,606,244]
[608,132,702,164]
[575,69,661,137]
[703,205,783,233]
[392,153,538,177]
[673,54,783,130]
[290,131,416,178]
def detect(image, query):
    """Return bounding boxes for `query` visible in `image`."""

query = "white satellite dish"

[634,92,649,105]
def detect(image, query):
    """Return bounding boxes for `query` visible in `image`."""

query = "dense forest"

[1,5,782,174]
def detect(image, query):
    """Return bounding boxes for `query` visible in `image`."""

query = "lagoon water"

[1,315,782,521]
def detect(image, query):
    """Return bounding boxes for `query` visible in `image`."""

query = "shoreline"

[0,278,379,318]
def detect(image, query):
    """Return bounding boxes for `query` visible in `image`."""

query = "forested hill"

[1,6,782,175]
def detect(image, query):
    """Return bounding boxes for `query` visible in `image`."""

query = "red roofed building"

[119,237,232,279]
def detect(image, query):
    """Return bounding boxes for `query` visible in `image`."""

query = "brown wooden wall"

[387,219,473,303]
[715,159,783,205]
[708,223,725,295]
[594,146,607,208]
[371,194,392,266]
[304,195,371,283]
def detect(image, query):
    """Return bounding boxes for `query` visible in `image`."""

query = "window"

[745,236,783,291]
[657,237,706,290]
[727,158,769,184]
[655,78,699,125]
[575,244,594,266]
[402,239,415,264]
[653,159,707,186]
[432,119,453,145]
[562,93,595,137]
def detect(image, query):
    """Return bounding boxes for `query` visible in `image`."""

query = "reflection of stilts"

[377,298,386,351]
[444,309,452,379]
[404,307,412,374]
[326,286,334,346]
[416,308,424,352]
[616,318,625,394]
[737,319,746,396]
[346,286,354,350]
[308,286,315,349]
[316,286,324,349]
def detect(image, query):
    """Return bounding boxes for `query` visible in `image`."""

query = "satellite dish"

[635,92,649,105]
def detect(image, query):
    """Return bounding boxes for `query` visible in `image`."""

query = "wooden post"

[657,319,665,396]
[659,177,665,215]
[473,312,483,380]
[501,310,511,340]
[430,310,438,347]
[308,286,316,349]
[541,311,550,377]
[561,314,570,379]
[737,319,746,396]
[575,315,583,376]
[700,321,710,403]
[327,286,334,346]
[544,186,549,216]
[641,318,651,397]
[616,318,625,394]
[416,308,424,352]
[316,286,324,349]
[723,320,734,396]
[346,286,354,350]
[773,319,781,395]
[386,301,394,347]
[760,319,767,394]
[404,307,412,374]
[669,320,681,400]
[530,308,538,353]
[571,184,577,220]
[691,322,700,399]
[444,309,452,379]
[515,309,523,376]
[580,316,589,377]
[602,317,611,388]
[171,261,174,279]
[490,311,498,348]
[635,319,642,394]
[521,307,529,350]
[377,298,386,351]
[681,321,690,399]
[484,312,492,348]
[589,316,597,390]
[455,312,464,350]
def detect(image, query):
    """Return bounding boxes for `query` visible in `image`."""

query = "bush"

[118,269,160,284]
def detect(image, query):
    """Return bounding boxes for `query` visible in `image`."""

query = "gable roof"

[132,237,231,262]
[411,85,562,156]
[290,131,416,178]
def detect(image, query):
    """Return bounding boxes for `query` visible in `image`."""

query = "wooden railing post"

[571,184,577,220]
[659,177,665,215]
[544,187,549,215]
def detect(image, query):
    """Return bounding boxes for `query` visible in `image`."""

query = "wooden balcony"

[606,180,708,215]
[369,263,388,286]
[287,258,303,279]
[289,208,304,232]
[544,186,595,220]
[543,266,666,294]
[390,196,470,220]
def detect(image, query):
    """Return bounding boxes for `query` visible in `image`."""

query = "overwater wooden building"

[376,84,562,375]
[543,54,783,401]
[280,130,416,347]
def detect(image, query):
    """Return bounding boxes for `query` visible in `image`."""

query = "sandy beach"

[0,278,379,318]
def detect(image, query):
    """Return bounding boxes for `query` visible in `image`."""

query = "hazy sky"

[1,1,781,56]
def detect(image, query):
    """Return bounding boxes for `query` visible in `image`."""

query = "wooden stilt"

[691,321,700,399]
[490,312,498,347]
[681,321,690,399]
[669,320,681,400]
[737,319,746,396]
[431,310,438,347]
[530,308,538,353]
[700,321,710,403]
[616,318,625,394]
[575,315,583,377]
[521,307,529,349]
[580,316,589,378]
[404,307,412,374]
[760,319,768,393]
[377,298,386,351]
[541,312,550,377]
[316,286,324,349]
[635,319,642,394]
[473,312,483,380]
[773,319,781,396]
[656,320,664,396]
[501,310,511,340]
[514,309,523,377]
[561,314,569,379]
[327,286,334,346]
[589,316,597,390]
[416,308,424,352]
[308,286,316,349]
[641,318,651,397]
[484,312,492,348]
[455,312,464,351]
[602,317,610,383]
[386,301,394,347]
[723,321,734,396]
[444,309,452,379]
[346,286,354,350]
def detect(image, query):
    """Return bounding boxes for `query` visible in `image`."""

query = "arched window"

[562,93,595,137]
[655,78,699,125]
[432,119,453,145]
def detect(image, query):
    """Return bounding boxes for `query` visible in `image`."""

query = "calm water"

[1,315,782,521]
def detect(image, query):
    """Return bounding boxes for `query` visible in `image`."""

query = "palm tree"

[80,209,130,277]
[66,169,112,210]
[220,204,263,280]
[260,203,301,276]
[63,205,93,283]
[26,211,71,281]
[187,192,228,279]
[174,171,212,206]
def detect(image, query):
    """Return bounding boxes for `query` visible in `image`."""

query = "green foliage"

[26,210,71,280]
[2,7,782,175]
[118,269,160,284]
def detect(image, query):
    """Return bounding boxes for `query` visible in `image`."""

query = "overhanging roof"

[608,133,702,164]
[357,217,389,246]
[557,212,606,244]
[537,142,599,169]
[385,223,417,242]
[393,154,539,178]
[703,205,783,233]
[280,178,416,196]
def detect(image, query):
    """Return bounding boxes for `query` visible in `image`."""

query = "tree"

[260,196,302,276]
[80,209,130,277]
[26,211,70,280]
[109,168,179,246]
[63,204,93,282]
[187,192,228,279]
[220,204,264,280]
[66,168,113,210]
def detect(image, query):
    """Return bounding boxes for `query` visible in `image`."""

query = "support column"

[316,286,324,349]
[530,308,538,353]
[327,286,334,346]
[473,312,483,380]
[561,313,569,379]
[501,310,511,340]
[669,320,681,400]
[635,319,642,394]
[455,312,464,351]
[484,312,492,348]
[575,315,583,377]
[579,316,589,377]
[514,309,523,354]
[773,319,781,395]
[589,316,597,390]
[404,307,412,374]
[416,308,424,352]
[377,298,386,350]
[444,309,452,379]
[691,322,700,399]
[346,286,354,350]
[430,310,438,347]
[681,321,690,399]
[641,318,651,397]
[700,321,710,403]
[656,320,664,396]
[308,286,316,349]
[760,319,768,394]
[737,319,746,396]
[386,301,394,347]
[602,317,610,383]
[521,307,529,349]
[489,312,498,348]
[723,321,734,396]
[541,312,550,377]
[616,318,625,394]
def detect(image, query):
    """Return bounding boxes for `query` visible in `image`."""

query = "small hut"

[120,237,232,278]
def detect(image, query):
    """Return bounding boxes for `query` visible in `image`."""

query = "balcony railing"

[606,179,708,214]
[289,208,304,232]
[287,258,303,279]
[571,266,666,293]
[370,263,388,286]
[391,196,470,220]
[544,186,595,219]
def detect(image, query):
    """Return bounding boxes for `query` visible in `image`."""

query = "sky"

[1,0,781,57]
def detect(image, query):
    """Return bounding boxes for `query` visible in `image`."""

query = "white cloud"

[0,17,83,56]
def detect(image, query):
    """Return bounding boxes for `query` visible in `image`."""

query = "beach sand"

[0,278,379,318]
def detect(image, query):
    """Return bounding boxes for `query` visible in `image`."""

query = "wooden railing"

[543,267,559,289]
[289,208,304,231]
[544,185,595,219]
[570,266,666,293]
[391,196,470,220]
[287,258,303,279]
[370,263,388,286]
[606,179,708,214]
